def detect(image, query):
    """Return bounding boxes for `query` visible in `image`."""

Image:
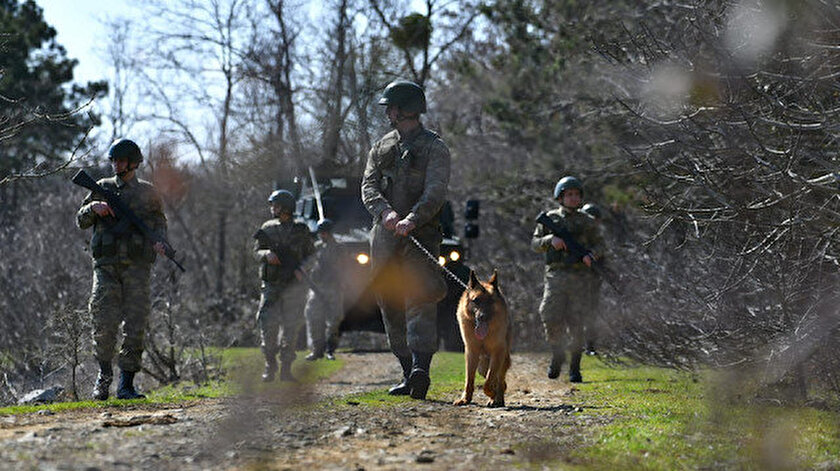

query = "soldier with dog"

[361,79,451,400]
[532,176,605,383]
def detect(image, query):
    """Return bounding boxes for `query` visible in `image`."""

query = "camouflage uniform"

[77,175,166,373]
[361,125,450,357]
[254,218,315,369]
[303,238,345,355]
[532,206,605,378]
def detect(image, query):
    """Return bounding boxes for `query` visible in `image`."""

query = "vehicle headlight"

[356,253,370,265]
[449,250,461,262]
[438,256,446,266]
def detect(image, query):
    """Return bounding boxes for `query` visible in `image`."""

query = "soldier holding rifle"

[76,139,168,400]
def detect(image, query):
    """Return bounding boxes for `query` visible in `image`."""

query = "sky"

[37,0,136,85]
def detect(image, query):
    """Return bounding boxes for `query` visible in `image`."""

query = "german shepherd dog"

[453,270,512,407]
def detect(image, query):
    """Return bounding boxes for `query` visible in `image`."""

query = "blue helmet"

[553,176,583,199]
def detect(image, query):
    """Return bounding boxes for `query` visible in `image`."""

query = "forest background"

[1,0,838,405]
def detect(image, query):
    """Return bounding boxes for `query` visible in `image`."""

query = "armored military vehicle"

[293,169,478,351]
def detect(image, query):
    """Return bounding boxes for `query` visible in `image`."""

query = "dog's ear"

[489,269,499,290]
[468,270,480,289]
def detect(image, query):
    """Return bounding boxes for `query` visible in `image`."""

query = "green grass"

[568,356,840,470]
[327,351,465,409]
[0,349,344,416]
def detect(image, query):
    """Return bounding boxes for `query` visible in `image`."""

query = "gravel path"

[0,352,602,470]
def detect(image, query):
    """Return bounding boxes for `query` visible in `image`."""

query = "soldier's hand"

[153,242,166,256]
[91,201,115,218]
[266,252,281,265]
[382,210,399,231]
[582,255,593,267]
[551,236,567,251]
[395,218,416,237]
[294,269,304,281]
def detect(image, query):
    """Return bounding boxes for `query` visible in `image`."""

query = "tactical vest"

[377,129,443,228]
[89,178,157,265]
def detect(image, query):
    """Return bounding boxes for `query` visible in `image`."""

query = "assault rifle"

[72,169,186,272]
[253,228,325,297]
[535,211,622,294]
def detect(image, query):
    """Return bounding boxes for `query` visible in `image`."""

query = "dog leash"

[408,235,470,291]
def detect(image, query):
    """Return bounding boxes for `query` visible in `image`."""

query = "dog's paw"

[453,397,471,406]
[487,399,505,408]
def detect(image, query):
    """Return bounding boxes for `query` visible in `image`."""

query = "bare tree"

[590,0,840,395]
[241,0,306,179]
[138,0,251,295]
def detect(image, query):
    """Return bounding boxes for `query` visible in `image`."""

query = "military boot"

[388,355,413,395]
[92,361,113,401]
[279,357,297,382]
[569,351,583,383]
[325,336,338,361]
[408,352,433,400]
[116,370,146,400]
[548,349,564,379]
[262,355,278,382]
[305,341,325,361]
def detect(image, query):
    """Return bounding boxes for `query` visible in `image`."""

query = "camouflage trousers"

[303,285,343,351]
[89,263,151,373]
[257,281,307,364]
[371,224,447,356]
[538,267,598,354]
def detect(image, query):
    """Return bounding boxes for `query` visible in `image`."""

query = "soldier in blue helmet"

[531,176,605,383]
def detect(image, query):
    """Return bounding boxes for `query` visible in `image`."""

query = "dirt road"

[1,352,602,470]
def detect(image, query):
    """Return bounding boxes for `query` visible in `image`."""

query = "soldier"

[77,138,167,400]
[580,202,603,356]
[254,189,315,382]
[531,176,605,383]
[361,80,450,400]
[303,219,345,361]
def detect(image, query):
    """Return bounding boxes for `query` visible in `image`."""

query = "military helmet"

[581,203,601,219]
[107,138,143,163]
[553,176,584,199]
[316,218,334,233]
[267,189,296,213]
[378,80,427,114]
